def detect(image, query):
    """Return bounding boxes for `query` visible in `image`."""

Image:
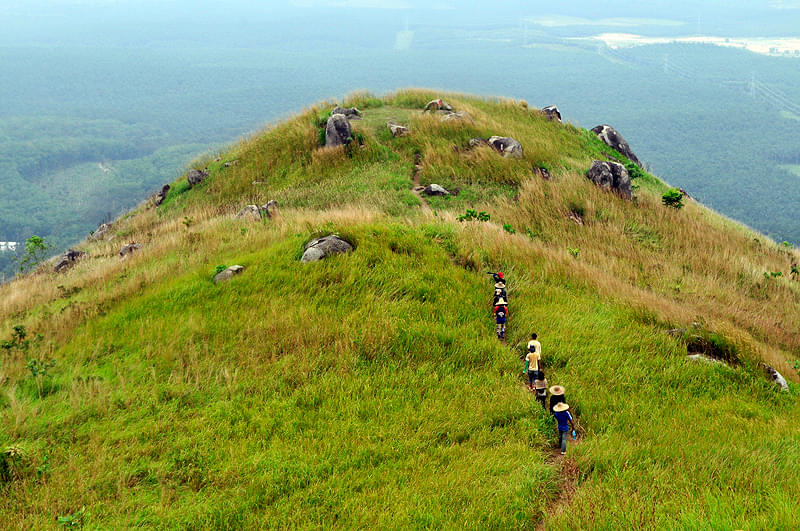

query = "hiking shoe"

[560,451,566,455]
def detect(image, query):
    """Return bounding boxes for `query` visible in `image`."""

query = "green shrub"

[626,162,646,180]
[662,188,684,209]
[13,235,52,273]
[457,209,490,222]
[502,224,516,234]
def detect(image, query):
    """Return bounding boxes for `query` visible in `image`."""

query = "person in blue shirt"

[552,402,576,455]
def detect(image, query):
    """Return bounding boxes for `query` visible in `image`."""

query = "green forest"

[2,36,799,278]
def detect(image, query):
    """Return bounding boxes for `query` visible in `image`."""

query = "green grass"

[1,89,799,529]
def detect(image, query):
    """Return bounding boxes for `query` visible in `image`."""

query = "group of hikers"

[489,272,577,455]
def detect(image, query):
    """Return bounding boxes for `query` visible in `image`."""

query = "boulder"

[541,105,562,123]
[440,111,473,123]
[213,265,245,284]
[332,106,362,119]
[488,136,524,159]
[325,113,352,147]
[53,249,86,273]
[301,235,353,263]
[187,169,209,187]
[90,223,112,241]
[424,99,453,112]
[423,184,449,196]
[260,200,278,218]
[687,353,724,365]
[591,125,641,167]
[387,121,409,137]
[119,243,142,258]
[154,184,170,207]
[763,364,789,392]
[586,160,633,200]
[236,205,262,221]
[224,160,238,168]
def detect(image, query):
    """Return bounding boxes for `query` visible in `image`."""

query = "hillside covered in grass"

[1,90,799,529]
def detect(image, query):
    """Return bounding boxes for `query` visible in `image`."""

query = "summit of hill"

[1,89,799,529]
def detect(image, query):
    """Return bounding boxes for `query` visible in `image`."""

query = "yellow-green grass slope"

[1,90,799,529]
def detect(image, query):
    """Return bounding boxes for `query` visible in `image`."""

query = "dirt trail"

[410,153,432,213]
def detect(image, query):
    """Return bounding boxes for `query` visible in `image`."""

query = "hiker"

[527,333,542,376]
[534,378,548,408]
[524,335,541,390]
[549,385,566,414]
[494,297,508,340]
[552,402,576,455]
[491,271,507,304]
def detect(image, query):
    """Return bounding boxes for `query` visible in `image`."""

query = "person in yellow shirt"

[524,333,541,390]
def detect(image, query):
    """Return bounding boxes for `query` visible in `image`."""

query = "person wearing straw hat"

[494,297,508,339]
[549,385,566,414]
[524,335,541,390]
[552,402,575,455]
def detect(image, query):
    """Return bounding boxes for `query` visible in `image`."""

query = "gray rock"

[53,249,86,273]
[301,235,353,263]
[591,125,642,167]
[440,111,473,123]
[763,364,789,392]
[586,160,633,200]
[187,169,209,187]
[332,106,362,119]
[325,113,352,147]
[387,121,409,137]
[468,138,488,148]
[119,243,142,258]
[90,223,112,241]
[687,353,724,365]
[488,136,524,159]
[154,184,170,207]
[542,105,562,123]
[224,160,238,168]
[423,184,449,196]
[424,99,453,112]
[213,265,245,284]
[236,205,262,221]
[260,200,278,218]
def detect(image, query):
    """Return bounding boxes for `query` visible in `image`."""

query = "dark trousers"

[558,430,568,454]
[527,370,537,387]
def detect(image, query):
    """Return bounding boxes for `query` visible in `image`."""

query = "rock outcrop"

[53,249,86,273]
[441,111,473,123]
[261,200,278,218]
[187,169,208,187]
[235,205,262,221]
[213,265,245,284]
[332,106,362,119]
[586,160,633,200]
[541,105,562,123]
[90,223,112,241]
[424,99,453,112]
[468,138,489,148]
[387,121,409,137]
[423,184,449,196]
[119,243,142,258]
[763,364,789,392]
[591,125,641,167]
[488,136,524,159]
[154,184,170,207]
[301,235,353,263]
[325,113,352,147]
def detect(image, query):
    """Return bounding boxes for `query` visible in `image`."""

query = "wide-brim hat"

[495,298,507,305]
[553,402,570,412]
[495,282,506,288]
[549,385,565,396]
[534,379,547,390]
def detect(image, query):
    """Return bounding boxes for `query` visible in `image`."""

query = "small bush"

[626,162,646,180]
[568,247,580,258]
[503,224,516,234]
[457,209,490,222]
[662,188,684,209]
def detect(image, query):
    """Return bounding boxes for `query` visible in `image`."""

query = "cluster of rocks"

[53,249,86,273]
[585,160,633,200]
[324,106,364,147]
[541,105,562,123]
[119,243,142,258]
[301,235,353,263]
[467,136,524,159]
[89,223,112,241]
[235,200,278,221]
[187,169,209,187]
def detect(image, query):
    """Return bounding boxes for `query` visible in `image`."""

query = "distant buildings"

[0,242,18,252]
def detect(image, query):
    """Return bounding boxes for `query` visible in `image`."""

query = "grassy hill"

[1,89,799,529]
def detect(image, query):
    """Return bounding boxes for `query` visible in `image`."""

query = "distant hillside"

[1,90,798,528]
